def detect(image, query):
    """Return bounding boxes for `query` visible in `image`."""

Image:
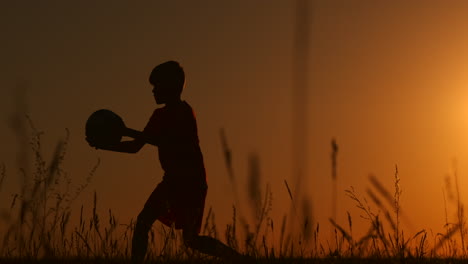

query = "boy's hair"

[149,61,185,96]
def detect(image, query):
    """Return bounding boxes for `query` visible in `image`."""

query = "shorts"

[139,178,208,234]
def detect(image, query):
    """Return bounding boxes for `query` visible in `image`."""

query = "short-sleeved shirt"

[143,100,206,185]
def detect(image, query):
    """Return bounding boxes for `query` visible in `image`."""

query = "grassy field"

[1,122,466,263]
[1,257,468,264]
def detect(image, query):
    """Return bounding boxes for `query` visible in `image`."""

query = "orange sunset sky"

[2,0,468,246]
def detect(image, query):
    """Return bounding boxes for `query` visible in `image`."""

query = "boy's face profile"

[151,78,181,105]
[149,61,184,105]
[152,80,168,105]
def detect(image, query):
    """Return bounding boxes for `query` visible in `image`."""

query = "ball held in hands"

[85,109,125,148]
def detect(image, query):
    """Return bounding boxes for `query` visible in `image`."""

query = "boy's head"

[149,61,185,105]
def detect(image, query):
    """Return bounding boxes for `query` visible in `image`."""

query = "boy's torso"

[144,101,206,184]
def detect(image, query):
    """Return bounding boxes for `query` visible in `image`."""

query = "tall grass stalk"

[393,165,402,257]
[453,161,466,256]
[331,138,338,225]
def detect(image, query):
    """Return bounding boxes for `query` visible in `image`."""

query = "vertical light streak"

[291,0,311,236]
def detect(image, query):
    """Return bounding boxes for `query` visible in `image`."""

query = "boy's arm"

[97,139,145,153]
[86,128,158,153]
[123,128,158,146]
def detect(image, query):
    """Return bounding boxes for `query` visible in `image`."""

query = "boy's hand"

[86,137,103,150]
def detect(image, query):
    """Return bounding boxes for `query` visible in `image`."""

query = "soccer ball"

[85,109,125,147]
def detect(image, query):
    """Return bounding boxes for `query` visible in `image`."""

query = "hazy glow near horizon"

[1,1,468,251]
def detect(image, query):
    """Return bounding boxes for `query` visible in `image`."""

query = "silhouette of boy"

[87,61,241,263]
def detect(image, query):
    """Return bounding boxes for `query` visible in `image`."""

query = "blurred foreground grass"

[0,257,466,264]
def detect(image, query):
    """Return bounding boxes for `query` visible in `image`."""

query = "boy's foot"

[226,254,256,264]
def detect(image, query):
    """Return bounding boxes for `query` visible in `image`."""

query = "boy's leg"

[178,183,243,260]
[132,183,169,264]
[183,230,243,260]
